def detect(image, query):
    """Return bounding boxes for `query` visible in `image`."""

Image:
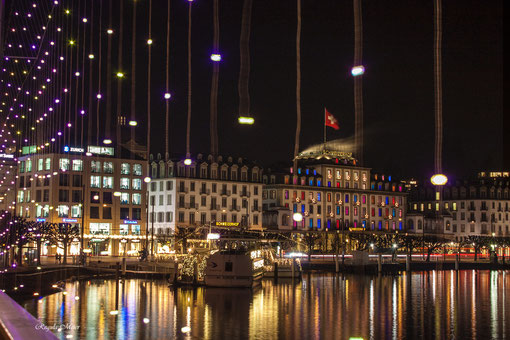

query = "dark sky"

[140,0,502,180]
[2,0,503,180]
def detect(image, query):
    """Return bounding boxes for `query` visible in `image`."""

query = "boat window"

[225,262,233,272]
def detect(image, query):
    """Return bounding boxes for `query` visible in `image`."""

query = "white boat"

[264,258,302,278]
[205,249,265,288]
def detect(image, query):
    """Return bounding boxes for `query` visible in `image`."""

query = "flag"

[325,109,340,130]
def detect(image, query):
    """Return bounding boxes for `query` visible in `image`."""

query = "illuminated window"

[121,163,130,175]
[120,224,129,235]
[132,178,142,190]
[345,194,349,203]
[71,205,82,218]
[435,192,440,200]
[120,193,130,204]
[317,193,321,201]
[120,178,130,190]
[72,159,83,171]
[59,158,70,171]
[132,193,141,205]
[26,159,32,172]
[336,170,341,180]
[38,159,43,171]
[103,162,114,174]
[45,158,51,170]
[57,205,69,217]
[345,207,349,215]
[91,161,101,173]
[90,176,101,188]
[103,176,113,189]
[285,190,289,199]
[452,202,457,211]
[327,193,331,202]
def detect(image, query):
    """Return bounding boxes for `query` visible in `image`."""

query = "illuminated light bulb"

[238,116,255,125]
[351,65,365,76]
[293,212,303,222]
[57,131,62,136]
[181,326,191,333]
[431,174,448,186]
[65,9,70,14]
[144,177,151,183]
[69,40,75,45]
[80,110,85,115]
[85,152,92,156]
[113,192,121,197]
[93,195,99,200]
[116,72,124,78]
[109,311,118,315]
[51,138,55,142]
[82,18,87,23]
[184,158,192,166]
[97,94,102,99]
[143,318,150,324]
[88,54,94,59]
[210,54,222,62]
[103,139,112,145]
[107,29,114,34]
[164,93,171,99]
[147,39,153,45]
[67,123,72,127]
[128,121,137,126]
[75,72,80,76]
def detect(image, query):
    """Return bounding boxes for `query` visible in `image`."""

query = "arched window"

[407,219,414,229]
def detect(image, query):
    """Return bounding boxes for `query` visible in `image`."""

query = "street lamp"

[144,177,151,258]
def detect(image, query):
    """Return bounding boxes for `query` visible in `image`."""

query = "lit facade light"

[82,18,87,23]
[238,116,254,125]
[144,177,151,183]
[113,192,121,197]
[88,54,94,59]
[207,233,220,240]
[103,139,112,145]
[96,94,102,99]
[430,174,448,186]
[147,39,153,45]
[184,158,192,166]
[128,120,137,126]
[93,195,99,200]
[293,212,303,222]
[107,29,114,35]
[351,65,365,76]
[164,93,171,100]
[116,72,124,78]
[210,54,222,62]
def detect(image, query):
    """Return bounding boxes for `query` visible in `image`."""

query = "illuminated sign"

[22,145,37,155]
[64,146,85,153]
[87,146,114,156]
[349,227,364,232]
[215,222,240,227]
[123,220,138,224]
[36,218,46,222]
[207,233,220,240]
[62,218,78,223]
[0,154,14,159]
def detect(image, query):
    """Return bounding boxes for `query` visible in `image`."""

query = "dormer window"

[241,171,247,181]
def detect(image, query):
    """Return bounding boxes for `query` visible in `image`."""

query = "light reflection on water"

[22,270,509,340]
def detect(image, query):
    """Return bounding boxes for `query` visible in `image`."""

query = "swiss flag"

[325,109,340,130]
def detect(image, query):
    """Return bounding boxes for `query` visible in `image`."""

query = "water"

[22,270,509,340]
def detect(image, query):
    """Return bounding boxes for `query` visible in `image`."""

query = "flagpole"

[323,107,327,150]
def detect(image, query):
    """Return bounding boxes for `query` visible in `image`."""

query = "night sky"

[3,0,503,180]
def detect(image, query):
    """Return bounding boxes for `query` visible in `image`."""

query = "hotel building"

[262,149,408,232]
[15,146,149,256]
[148,153,264,241]
[407,171,510,241]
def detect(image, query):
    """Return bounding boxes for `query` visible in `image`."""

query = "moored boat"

[205,249,264,288]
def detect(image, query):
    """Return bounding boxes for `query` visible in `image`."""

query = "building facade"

[407,171,510,241]
[0,155,16,212]
[262,150,408,233]
[148,153,264,241]
[15,148,149,256]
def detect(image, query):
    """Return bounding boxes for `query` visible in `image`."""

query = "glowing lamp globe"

[147,39,153,45]
[293,212,303,222]
[351,65,365,76]
[210,54,222,62]
[184,158,192,166]
[107,29,114,35]
[143,177,151,183]
[164,93,171,100]
[238,116,254,125]
[93,195,99,200]
[431,174,448,186]
[113,192,121,197]
[128,120,137,126]
[103,139,112,145]
[88,54,94,59]
[116,72,124,78]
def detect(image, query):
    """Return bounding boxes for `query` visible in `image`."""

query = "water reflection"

[23,271,509,340]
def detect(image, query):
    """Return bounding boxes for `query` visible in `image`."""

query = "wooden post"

[406,255,410,271]
[377,254,382,273]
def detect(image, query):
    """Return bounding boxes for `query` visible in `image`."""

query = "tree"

[302,232,320,262]
[423,235,446,262]
[349,232,376,251]
[48,223,80,264]
[30,222,53,265]
[400,235,422,259]
[11,218,34,266]
[465,236,490,261]
[174,227,197,254]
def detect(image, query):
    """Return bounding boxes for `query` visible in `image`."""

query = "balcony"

[184,203,198,209]
[220,190,231,196]
[468,206,476,211]
[178,187,188,193]
[252,206,260,212]
[229,205,240,212]
[200,189,210,195]
[480,206,488,211]
[240,191,250,197]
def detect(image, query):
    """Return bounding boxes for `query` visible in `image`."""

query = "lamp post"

[430,173,447,260]
[144,177,151,258]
